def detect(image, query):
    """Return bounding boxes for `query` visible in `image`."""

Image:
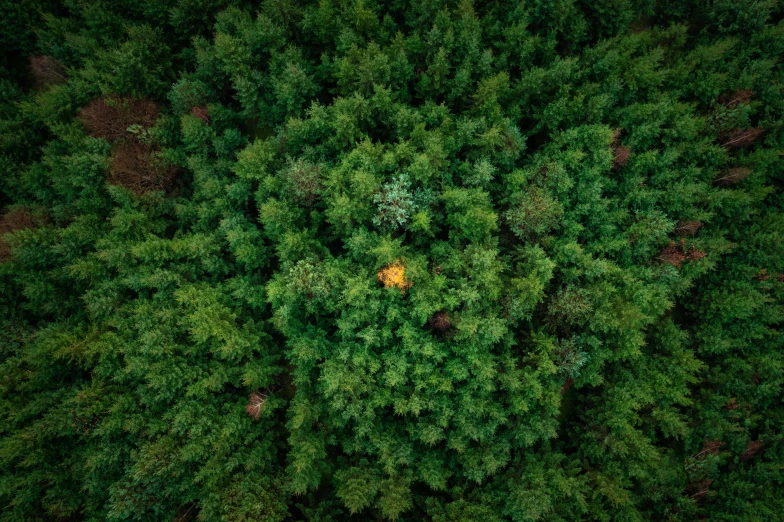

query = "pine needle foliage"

[1,1,783,521]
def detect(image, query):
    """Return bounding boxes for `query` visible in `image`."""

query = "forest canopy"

[1,1,783,520]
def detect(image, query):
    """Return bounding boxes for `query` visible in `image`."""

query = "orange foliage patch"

[378,260,413,292]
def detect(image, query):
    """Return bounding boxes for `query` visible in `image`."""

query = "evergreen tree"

[1,1,782,520]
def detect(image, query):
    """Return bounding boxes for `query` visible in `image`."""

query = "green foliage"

[505,187,564,240]
[373,174,417,230]
[81,25,174,98]
[1,1,783,520]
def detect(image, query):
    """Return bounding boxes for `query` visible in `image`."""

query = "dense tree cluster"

[1,1,783,520]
